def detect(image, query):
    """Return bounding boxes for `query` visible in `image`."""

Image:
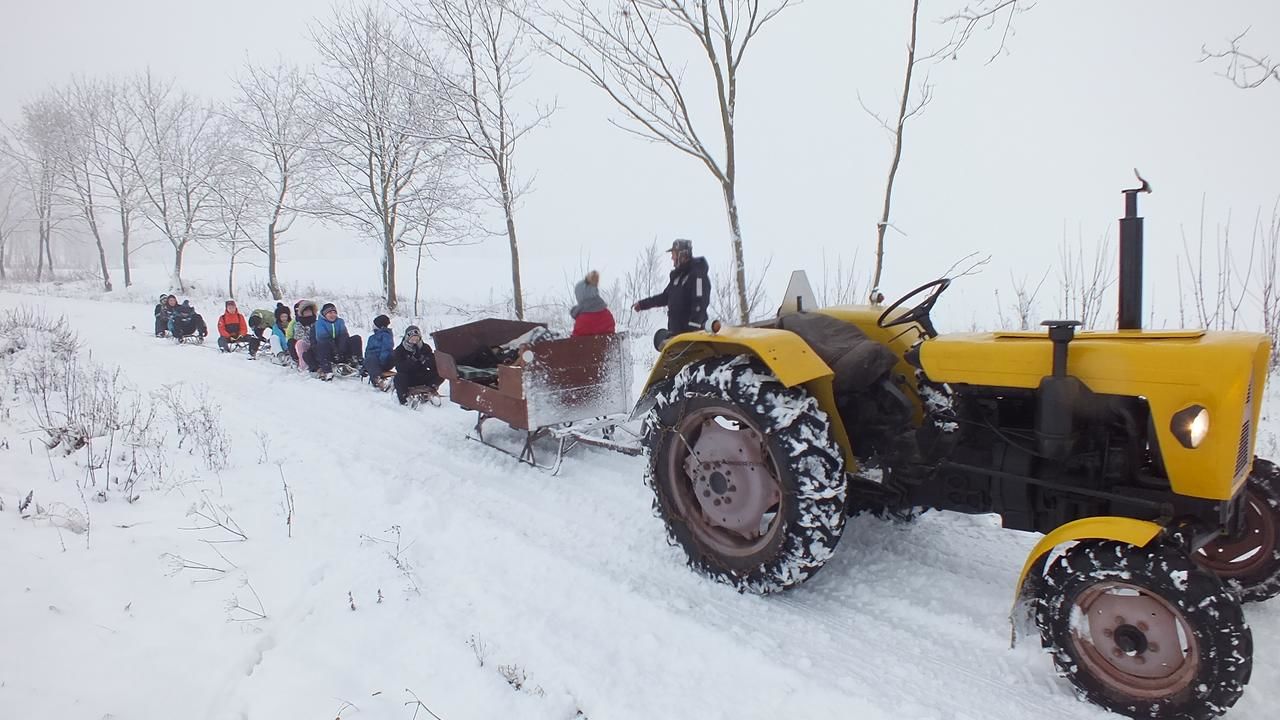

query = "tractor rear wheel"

[642,355,846,593]
[1194,458,1280,603]
[1036,540,1251,720]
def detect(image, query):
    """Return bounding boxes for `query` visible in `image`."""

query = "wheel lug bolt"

[1115,616,1126,626]
[1103,629,1113,638]
[1137,622,1149,633]
[1147,643,1159,653]
[1111,648,1124,658]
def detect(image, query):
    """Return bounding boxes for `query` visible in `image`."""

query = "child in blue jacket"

[363,315,395,385]
[313,303,363,380]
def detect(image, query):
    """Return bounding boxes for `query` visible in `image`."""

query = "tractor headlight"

[1171,405,1210,449]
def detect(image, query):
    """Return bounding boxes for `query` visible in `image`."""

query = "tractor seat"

[778,312,898,395]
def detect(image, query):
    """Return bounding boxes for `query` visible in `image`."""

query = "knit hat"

[404,325,423,344]
[321,303,337,315]
[159,293,170,301]
[225,299,237,309]
[374,314,391,329]
[274,302,290,322]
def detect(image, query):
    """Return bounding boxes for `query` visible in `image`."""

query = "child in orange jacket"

[217,300,261,358]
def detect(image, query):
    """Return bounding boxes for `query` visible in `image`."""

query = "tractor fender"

[1010,516,1164,643]
[642,326,833,390]
[638,327,857,470]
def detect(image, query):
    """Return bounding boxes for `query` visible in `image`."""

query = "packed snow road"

[1,292,1277,719]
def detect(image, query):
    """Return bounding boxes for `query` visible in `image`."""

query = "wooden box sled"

[432,319,639,472]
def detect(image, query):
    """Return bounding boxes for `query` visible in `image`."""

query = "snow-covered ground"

[0,290,1277,720]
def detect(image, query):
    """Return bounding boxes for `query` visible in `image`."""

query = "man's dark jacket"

[636,256,711,334]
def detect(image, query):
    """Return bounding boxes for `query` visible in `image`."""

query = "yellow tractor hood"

[919,329,1271,500]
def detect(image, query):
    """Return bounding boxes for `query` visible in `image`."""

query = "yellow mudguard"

[1014,516,1164,604]
[641,326,856,470]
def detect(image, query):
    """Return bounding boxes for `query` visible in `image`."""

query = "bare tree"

[0,152,25,281]
[2,97,65,281]
[402,160,475,315]
[1202,30,1280,91]
[92,77,148,287]
[405,0,553,320]
[1057,223,1115,328]
[308,4,465,311]
[1179,200,1255,331]
[50,82,115,291]
[226,61,317,300]
[123,72,227,291]
[996,269,1049,330]
[209,169,258,299]
[865,0,1032,302]
[709,256,772,323]
[525,0,795,324]
[1257,200,1280,365]
[817,250,866,308]
[611,238,665,333]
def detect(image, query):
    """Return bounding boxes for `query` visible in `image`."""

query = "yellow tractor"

[637,180,1276,720]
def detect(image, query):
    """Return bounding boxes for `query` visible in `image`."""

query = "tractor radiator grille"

[1236,419,1252,478]
[1236,373,1257,479]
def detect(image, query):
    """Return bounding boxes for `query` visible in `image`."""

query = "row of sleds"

[158,322,443,408]
[160,316,642,470]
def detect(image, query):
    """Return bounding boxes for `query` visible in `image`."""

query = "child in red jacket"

[217,300,261,358]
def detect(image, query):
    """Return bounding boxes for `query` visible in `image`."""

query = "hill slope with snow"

[0,291,1276,720]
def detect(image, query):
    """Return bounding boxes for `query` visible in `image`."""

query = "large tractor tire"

[1194,458,1280,603]
[1036,540,1251,720]
[642,355,847,594]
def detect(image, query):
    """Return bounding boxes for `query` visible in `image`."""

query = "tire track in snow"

[8,293,1273,720]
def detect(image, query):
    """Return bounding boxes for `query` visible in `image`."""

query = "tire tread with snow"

[642,354,846,594]
[1036,539,1251,720]
[1196,458,1280,603]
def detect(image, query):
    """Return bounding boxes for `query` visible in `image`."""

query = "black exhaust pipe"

[1118,170,1152,330]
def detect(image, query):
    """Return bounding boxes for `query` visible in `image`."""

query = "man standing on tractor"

[632,238,711,338]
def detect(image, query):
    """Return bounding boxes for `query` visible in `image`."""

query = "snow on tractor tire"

[642,354,846,593]
[1193,458,1280,603]
[1036,539,1251,720]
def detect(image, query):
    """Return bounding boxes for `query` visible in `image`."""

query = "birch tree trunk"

[722,183,749,323]
[870,0,920,301]
[501,178,524,320]
[120,210,132,287]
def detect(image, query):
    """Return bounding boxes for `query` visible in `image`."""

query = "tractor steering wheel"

[877,278,951,338]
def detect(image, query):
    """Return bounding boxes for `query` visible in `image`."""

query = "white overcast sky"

[3,0,1279,326]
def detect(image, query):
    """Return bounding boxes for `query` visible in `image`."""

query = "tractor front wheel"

[1195,458,1280,603]
[1036,540,1251,720]
[642,355,847,593]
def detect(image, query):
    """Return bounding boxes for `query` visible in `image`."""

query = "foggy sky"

[2,0,1279,328]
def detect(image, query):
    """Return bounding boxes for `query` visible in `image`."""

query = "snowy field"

[1,289,1278,720]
